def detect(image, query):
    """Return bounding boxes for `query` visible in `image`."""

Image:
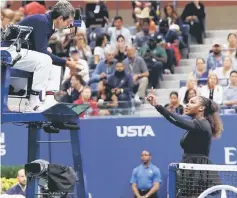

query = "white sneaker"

[24,94,42,113]
[37,95,58,112]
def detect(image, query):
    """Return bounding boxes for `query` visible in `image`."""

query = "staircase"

[135,29,237,116]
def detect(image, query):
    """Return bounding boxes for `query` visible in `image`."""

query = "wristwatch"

[145,195,149,198]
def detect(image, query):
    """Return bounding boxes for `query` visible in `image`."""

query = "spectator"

[181,0,205,44]
[134,18,152,48]
[93,81,118,115]
[233,48,237,69]
[223,70,237,112]
[107,16,132,47]
[60,74,84,103]
[90,46,117,87]
[192,58,208,79]
[85,0,109,28]
[107,61,133,111]
[74,86,99,117]
[20,1,46,16]
[213,56,233,86]
[163,4,182,27]
[164,91,183,115]
[69,32,92,61]
[130,150,161,198]
[5,169,26,196]
[123,45,149,102]
[178,75,200,105]
[139,36,167,88]
[156,20,181,69]
[223,33,237,58]
[135,7,157,34]
[114,35,128,62]
[93,33,109,65]
[133,1,152,13]
[63,50,89,84]
[12,11,24,24]
[206,41,224,71]
[157,19,179,42]
[183,88,197,105]
[1,8,14,30]
[200,73,223,105]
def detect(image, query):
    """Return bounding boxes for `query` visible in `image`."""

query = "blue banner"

[1,115,237,198]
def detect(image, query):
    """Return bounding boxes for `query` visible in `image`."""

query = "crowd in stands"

[1,0,237,117]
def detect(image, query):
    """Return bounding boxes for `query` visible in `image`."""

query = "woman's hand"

[146,88,158,106]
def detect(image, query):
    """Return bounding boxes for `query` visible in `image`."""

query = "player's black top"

[155,105,212,157]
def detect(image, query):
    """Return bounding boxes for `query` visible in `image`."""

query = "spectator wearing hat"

[135,7,157,34]
[139,36,167,88]
[206,40,225,71]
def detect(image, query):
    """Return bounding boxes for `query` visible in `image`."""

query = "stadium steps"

[140,29,237,112]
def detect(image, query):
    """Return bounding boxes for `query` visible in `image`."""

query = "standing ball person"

[146,88,223,196]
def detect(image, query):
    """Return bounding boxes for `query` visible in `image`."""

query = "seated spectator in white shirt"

[213,56,233,86]
[222,70,237,112]
[94,33,109,65]
[200,73,223,105]
[178,75,201,105]
[223,33,237,59]
[107,16,132,47]
[69,32,92,61]
[206,41,224,71]
[63,50,89,84]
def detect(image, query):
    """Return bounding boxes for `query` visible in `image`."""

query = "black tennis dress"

[155,105,220,197]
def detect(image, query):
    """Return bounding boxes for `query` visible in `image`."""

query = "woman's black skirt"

[176,154,221,197]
